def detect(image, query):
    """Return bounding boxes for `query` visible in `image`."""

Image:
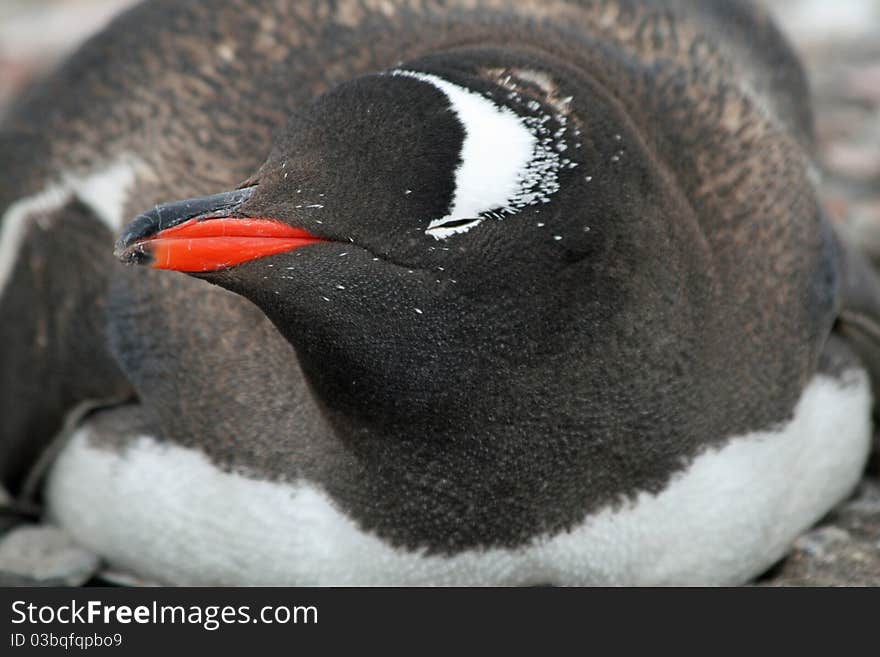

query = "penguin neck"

[288,316,519,438]
[253,288,569,441]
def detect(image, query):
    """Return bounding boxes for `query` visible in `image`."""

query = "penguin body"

[47,362,870,586]
[2,0,879,585]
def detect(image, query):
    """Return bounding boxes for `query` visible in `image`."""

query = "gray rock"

[0,525,100,586]
[759,479,880,586]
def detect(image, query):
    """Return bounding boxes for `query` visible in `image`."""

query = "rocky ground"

[0,0,878,585]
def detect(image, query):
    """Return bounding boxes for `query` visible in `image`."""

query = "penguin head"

[116,51,701,431]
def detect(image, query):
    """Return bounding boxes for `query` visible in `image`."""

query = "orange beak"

[136,217,326,272]
[116,187,328,272]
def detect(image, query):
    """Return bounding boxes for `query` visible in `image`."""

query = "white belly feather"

[45,370,872,586]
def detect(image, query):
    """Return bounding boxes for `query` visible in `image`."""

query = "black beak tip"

[115,239,154,266]
[114,212,156,263]
[114,230,140,259]
[113,185,258,265]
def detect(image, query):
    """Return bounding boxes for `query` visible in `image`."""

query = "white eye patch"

[392,70,565,240]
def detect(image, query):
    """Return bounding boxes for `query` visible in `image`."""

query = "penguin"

[2,0,880,585]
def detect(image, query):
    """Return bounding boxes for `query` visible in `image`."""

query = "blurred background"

[0,0,878,584]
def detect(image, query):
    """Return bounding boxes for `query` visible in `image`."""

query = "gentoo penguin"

[2,0,879,586]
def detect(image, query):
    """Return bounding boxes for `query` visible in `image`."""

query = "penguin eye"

[426,216,484,240]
